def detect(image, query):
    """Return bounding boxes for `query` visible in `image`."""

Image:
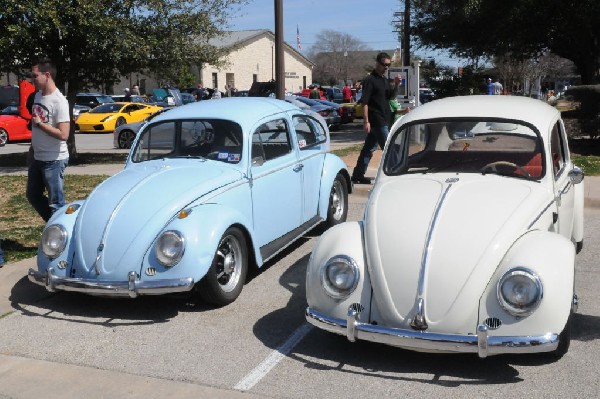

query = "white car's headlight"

[497,267,543,317]
[155,230,185,267]
[41,224,68,259]
[320,255,360,299]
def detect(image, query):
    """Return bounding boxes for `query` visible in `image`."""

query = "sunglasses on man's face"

[379,61,391,68]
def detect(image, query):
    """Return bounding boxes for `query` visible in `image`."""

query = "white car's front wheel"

[198,227,248,306]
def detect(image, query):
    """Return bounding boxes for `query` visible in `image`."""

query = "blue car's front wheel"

[198,227,248,306]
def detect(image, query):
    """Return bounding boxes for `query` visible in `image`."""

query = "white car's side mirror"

[568,166,584,184]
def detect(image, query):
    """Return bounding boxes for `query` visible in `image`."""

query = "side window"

[550,122,566,176]
[132,121,176,162]
[293,115,326,149]
[251,118,291,162]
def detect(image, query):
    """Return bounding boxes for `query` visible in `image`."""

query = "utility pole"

[393,1,411,66]
[274,0,285,99]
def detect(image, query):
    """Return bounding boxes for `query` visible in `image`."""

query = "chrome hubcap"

[215,235,242,292]
[330,180,344,220]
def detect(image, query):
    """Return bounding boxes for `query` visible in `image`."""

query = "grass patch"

[572,155,600,175]
[0,152,127,167]
[0,175,107,263]
[332,144,363,158]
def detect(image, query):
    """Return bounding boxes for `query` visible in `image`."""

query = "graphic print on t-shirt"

[32,103,50,123]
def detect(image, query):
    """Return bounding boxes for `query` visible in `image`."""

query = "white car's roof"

[401,95,560,136]
[151,97,302,130]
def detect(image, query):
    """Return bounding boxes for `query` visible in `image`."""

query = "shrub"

[565,85,600,115]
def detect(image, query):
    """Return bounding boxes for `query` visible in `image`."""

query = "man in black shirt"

[351,52,399,184]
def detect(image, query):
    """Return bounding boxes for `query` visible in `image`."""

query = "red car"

[0,105,31,145]
[0,80,34,146]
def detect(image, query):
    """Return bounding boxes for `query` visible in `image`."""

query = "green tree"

[0,0,245,158]
[411,0,600,84]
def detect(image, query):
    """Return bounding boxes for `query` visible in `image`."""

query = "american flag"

[296,25,302,50]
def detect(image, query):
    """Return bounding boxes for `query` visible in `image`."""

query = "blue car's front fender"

[318,153,351,220]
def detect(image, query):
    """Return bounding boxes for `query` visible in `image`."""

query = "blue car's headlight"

[40,224,68,259]
[497,267,543,317]
[155,230,185,267]
[320,255,360,299]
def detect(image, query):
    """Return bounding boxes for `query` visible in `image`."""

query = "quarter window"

[293,115,326,149]
[550,122,566,177]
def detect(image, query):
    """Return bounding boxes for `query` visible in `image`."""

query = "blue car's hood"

[72,160,243,276]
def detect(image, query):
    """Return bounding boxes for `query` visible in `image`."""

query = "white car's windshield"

[384,120,544,180]
[132,119,244,164]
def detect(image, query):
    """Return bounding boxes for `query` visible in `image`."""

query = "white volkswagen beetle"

[306,95,584,359]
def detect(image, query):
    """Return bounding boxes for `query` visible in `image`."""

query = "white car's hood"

[364,174,550,329]
[73,161,243,276]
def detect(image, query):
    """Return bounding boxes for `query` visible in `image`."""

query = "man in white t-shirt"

[492,78,503,95]
[27,58,70,222]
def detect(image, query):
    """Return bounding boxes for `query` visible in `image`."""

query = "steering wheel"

[481,161,530,177]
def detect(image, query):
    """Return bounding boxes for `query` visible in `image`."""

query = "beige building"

[198,29,313,93]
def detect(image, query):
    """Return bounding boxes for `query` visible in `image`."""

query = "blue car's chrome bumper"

[306,306,559,358]
[28,267,194,298]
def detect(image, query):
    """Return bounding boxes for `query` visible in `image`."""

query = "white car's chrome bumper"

[306,306,559,358]
[28,267,194,298]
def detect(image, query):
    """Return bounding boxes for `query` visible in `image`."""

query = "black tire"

[324,173,348,228]
[118,130,136,149]
[197,227,248,306]
[0,128,8,146]
[115,117,126,128]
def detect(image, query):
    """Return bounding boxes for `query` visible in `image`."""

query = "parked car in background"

[75,93,115,109]
[289,96,341,130]
[73,104,91,120]
[0,105,30,145]
[0,85,19,110]
[419,87,435,104]
[314,99,355,124]
[75,102,162,133]
[29,98,351,306]
[321,86,344,103]
[306,95,584,359]
[180,92,196,104]
[113,108,173,149]
[111,94,148,103]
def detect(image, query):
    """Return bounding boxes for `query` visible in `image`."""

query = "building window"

[226,73,235,90]
[212,73,218,90]
[253,74,258,83]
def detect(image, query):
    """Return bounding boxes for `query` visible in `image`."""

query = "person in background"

[123,87,132,101]
[492,78,503,95]
[212,88,222,99]
[351,52,400,184]
[342,82,352,102]
[487,78,493,95]
[131,85,140,95]
[194,83,206,101]
[309,85,320,99]
[27,58,70,222]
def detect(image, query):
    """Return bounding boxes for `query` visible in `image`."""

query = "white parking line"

[234,323,313,391]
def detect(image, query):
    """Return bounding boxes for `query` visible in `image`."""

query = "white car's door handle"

[293,163,304,172]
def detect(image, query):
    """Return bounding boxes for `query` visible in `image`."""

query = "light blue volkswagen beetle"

[29,98,351,306]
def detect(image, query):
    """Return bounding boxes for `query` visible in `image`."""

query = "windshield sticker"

[218,152,229,160]
[299,139,307,148]
[228,154,240,162]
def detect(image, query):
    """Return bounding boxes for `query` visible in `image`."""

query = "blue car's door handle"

[293,164,304,172]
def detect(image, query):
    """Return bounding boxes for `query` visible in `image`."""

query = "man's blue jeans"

[27,158,69,222]
[352,125,389,179]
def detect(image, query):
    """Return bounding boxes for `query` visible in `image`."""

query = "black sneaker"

[351,176,372,184]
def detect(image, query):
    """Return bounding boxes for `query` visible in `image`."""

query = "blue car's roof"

[151,97,301,131]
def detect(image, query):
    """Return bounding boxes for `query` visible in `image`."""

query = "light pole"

[344,50,348,84]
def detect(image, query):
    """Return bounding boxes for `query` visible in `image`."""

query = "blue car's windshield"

[132,119,244,164]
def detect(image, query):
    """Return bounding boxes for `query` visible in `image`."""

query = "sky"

[227,0,464,68]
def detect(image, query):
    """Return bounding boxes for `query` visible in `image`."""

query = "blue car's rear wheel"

[198,227,248,306]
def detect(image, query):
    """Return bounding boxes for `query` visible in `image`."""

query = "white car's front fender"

[306,221,371,322]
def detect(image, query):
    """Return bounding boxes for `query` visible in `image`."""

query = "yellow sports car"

[341,102,363,118]
[75,102,162,133]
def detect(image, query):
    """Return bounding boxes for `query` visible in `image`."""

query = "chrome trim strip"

[527,200,555,229]
[412,181,454,328]
[28,267,194,297]
[306,307,559,358]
